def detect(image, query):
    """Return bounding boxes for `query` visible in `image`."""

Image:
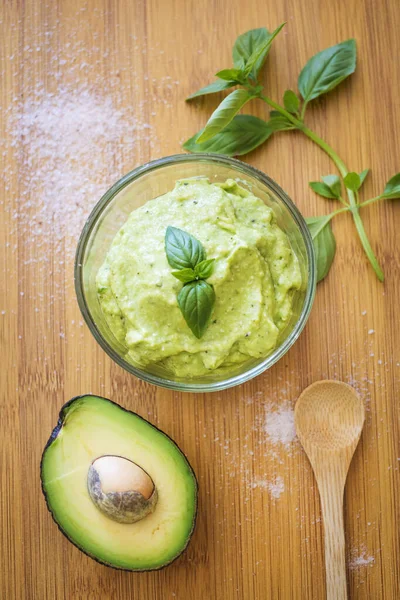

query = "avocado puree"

[96,178,302,377]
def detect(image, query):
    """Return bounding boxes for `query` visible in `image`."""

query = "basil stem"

[258,93,385,281]
[359,196,383,208]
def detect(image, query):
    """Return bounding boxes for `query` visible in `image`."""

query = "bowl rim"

[75,153,316,392]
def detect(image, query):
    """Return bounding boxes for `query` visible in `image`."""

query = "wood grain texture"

[0,0,399,598]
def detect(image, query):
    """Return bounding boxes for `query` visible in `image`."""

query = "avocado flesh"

[41,395,197,570]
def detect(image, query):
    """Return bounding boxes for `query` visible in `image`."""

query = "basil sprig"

[165,226,215,338]
[184,26,399,283]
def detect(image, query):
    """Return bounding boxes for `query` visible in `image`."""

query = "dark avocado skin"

[40,394,198,572]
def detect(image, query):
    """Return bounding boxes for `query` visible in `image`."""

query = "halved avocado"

[41,395,197,571]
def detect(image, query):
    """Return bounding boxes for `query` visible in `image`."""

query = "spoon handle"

[318,477,347,600]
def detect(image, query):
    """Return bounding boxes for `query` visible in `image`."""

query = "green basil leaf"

[171,268,196,283]
[268,111,295,130]
[309,181,338,199]
[215,68,245,83]
[232,28,271,77]
[178,280,216,338]
[298,39,356,103]
[359,169,370,187]
[183,115,272,156]
[243,23,286,78]
[165,226,206,269]
[306,216,336,282]
[196,89,253,143]
[321,174,341,198]
[267,115,295,131]
[186,79,236,101]
[194,258,215,279]
[283,90,300,114]
[382,173,400,199]
[344,171,361,192]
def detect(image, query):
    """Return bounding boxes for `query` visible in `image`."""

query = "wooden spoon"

[295,381,365,600]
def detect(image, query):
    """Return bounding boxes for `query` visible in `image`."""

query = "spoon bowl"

[295,380,365,452]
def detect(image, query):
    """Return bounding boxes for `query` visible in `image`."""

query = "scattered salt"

[263,402,297,447]
[251,476,285,499]
[8,85,140,251]
[368,329,375,335]
[3,6,172,276]
[349,552,375,569]
[267,476,285,499]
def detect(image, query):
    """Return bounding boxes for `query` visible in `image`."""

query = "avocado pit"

[87,455,158,524]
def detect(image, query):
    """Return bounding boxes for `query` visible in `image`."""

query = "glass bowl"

[75,154,316,392]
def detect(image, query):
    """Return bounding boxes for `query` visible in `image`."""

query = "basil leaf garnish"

[165,226,206,270]
[165,227,216,337]
[177,280,215,339]
[171,268,197,283]
[194,259,215,280]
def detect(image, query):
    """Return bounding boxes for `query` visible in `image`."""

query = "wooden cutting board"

[1,0,399,598]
